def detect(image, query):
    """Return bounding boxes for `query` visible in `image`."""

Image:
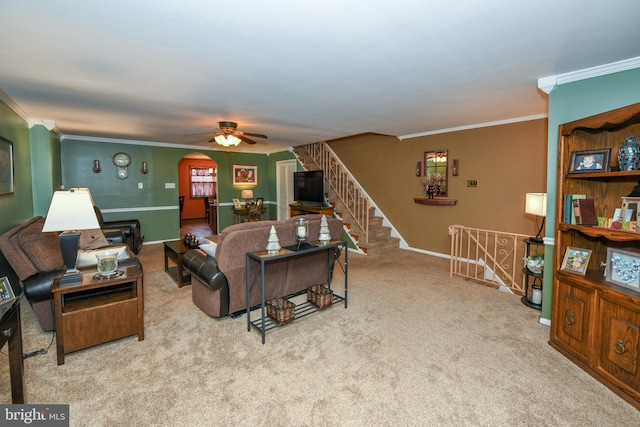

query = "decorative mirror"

[423,149,448,197]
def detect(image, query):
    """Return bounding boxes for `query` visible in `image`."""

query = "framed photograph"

[255,197,264,209]
[0,276,16,306]
[232,164,258,186]
[568,148,611,173]
[232,198,242,209]
[605,247,640,291]
[560,246,592,275]
[0,136,14,195]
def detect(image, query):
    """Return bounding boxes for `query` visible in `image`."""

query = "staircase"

[293,143,400,255]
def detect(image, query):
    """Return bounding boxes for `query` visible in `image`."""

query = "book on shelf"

[573,198,598,225]
[564,194,586,224]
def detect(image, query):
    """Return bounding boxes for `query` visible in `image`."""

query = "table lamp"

[525,192,547,243]
[43,189,100,283]
[241,189,254,206]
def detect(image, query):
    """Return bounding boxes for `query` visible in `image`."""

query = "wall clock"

[113,152,131,179]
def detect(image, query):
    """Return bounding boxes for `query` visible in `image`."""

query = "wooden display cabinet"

[550,102,640,409]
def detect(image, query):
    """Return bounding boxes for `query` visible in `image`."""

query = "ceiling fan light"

[214,134,241,147]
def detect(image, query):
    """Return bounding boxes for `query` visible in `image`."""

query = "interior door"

[276,160,296,221]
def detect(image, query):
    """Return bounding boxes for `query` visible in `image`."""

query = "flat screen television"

[293,170,325,206]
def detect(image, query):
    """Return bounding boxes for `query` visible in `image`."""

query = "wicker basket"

[307,284,333,309]
[266,298,296,324]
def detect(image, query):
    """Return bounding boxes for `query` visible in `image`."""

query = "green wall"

[0,101,34,286]
[60,138,295,243]
[542,67,640,320]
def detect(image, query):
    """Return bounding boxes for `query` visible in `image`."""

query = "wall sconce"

[416,161,422,177]
[452,159,459,176]
[92,160,101,173]
[141,162,148,174]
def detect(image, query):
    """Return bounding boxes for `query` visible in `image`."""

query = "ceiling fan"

[207,121,268,147]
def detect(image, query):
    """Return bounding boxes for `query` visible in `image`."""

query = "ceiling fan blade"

[238,135,257,145]
[239,131,268,139]
[184,130,215,137]
[207,135,217,143]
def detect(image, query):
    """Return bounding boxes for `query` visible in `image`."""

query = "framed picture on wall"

[568,148,611,173]
[232,164,258,186]
[0,136,14,195]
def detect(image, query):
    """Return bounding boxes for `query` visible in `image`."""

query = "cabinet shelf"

[558,223,640,242]
[566,170,640,179]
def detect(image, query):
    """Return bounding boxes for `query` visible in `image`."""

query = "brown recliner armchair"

[93,206,143,254]
[0,216,141,331]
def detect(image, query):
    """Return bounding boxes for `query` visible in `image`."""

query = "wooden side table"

[232,207,266,223]
[164,240,191,287]
[52,266,144,365]
[0,295,24,403]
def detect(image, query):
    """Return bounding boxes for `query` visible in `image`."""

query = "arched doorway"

[178,153,217,236]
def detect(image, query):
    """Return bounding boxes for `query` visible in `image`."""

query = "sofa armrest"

[182,249,228,291]
[102,228,125,245]
[103,219,140,232]
[101,220,143,254]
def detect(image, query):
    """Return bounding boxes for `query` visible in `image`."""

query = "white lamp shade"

[525,193,547,217]
[214,134,241,147]
[42,190,100,232]
[241,190,254,199]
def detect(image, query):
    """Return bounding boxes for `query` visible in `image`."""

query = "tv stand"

[289,203,334,217]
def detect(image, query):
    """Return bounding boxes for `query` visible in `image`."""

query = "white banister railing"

[304,142,371,243]
[448,224,532,295]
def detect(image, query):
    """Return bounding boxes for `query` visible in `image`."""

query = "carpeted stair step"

[359,236,401,256]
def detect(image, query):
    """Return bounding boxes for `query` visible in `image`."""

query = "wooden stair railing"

[301,142,371,244]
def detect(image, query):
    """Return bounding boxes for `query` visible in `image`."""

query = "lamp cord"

[535,216,545,241]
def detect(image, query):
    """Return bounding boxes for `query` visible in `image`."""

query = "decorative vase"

[427,185,435,199]
[617,136,640,171]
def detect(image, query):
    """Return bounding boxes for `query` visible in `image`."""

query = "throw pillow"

[76,245,129,268]
[18,221,65,273]
[199,242,217,257]
[79,229,109,250]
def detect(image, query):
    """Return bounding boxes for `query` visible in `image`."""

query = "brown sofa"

[182,214,344,317]
[0,216,141,330]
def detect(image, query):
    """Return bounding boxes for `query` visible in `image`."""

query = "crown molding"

[538,56,640,94]
[28,119,56,130]
[398,114,547,140]
[61,134,275,155]
[0,87,31,122]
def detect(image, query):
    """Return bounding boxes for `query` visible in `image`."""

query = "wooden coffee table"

[164,240,191,287]
[52,266,144,365]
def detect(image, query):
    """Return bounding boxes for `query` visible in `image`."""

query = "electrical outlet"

[467,179,478,187]
[138,182,143,189]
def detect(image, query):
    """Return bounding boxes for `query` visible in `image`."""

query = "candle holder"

[294,217,309,249]
[96,251,119,278]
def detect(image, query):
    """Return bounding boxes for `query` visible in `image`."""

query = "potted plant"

[524,249,544,274]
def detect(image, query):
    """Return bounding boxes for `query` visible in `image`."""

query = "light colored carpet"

[2,244,639,426]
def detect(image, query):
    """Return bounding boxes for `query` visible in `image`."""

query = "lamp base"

[58,231,81,284]
[59,271,82,284]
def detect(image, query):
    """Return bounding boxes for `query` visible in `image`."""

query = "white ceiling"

[1,0,640,153]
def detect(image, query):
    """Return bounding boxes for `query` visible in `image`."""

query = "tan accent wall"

[327,119,548,255]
